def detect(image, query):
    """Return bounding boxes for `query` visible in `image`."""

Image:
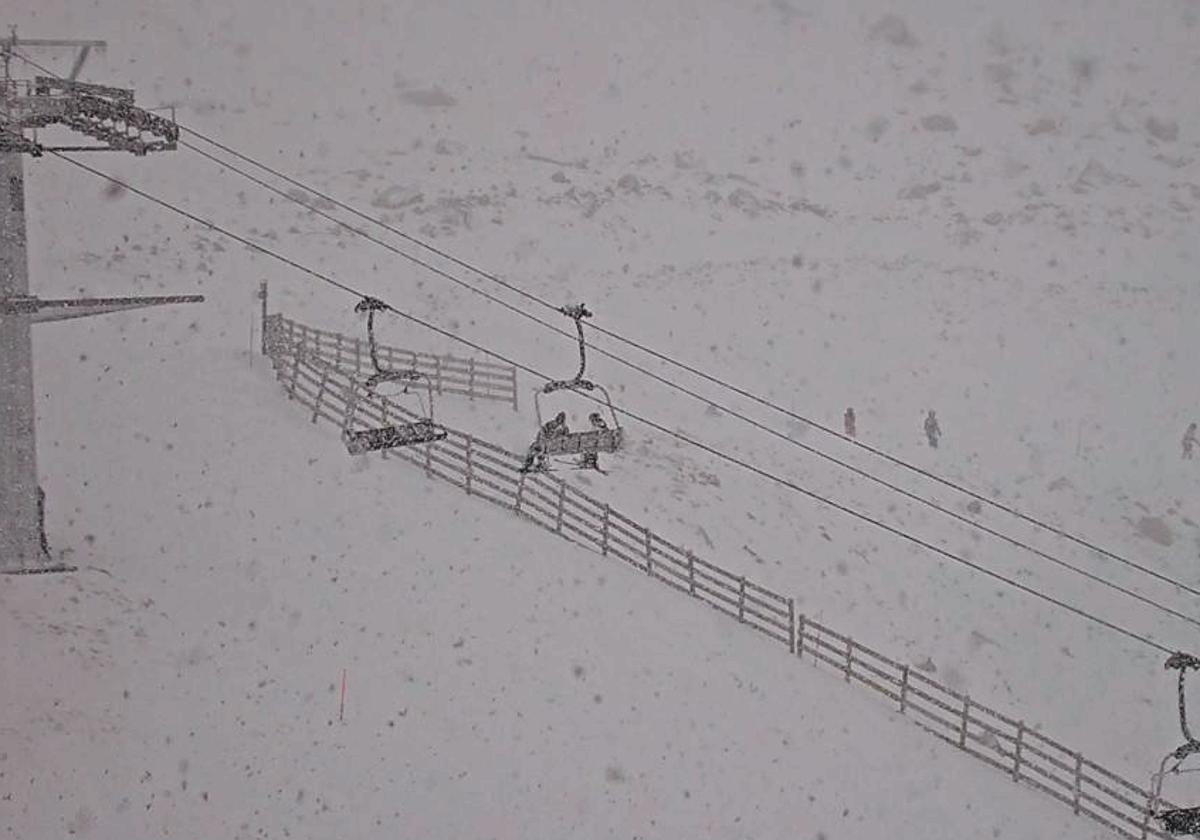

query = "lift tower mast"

[1,29,200,573]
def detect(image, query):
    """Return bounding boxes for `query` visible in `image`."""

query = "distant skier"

[844,407,857,438]
[521,411,569,472]
[580,412,608,471]
[1184,422,1198,460]
[924,410,941,449]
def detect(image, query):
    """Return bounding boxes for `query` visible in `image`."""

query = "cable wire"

[176,137,1200,631]
[175,121,1199,601]
[27,140,1180,656]
[13,45,1194,603]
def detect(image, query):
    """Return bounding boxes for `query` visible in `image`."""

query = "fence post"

[797,614,806,660]
[554,481,566,534]
[787,598,796,654]
[959,695,971,749]
[262,316,275,361]
[287,345,302,400]
[464,436,473,496]
[311,365,331,424]
[354,337,363,376]
[1073,752,1083,815]
[1012,720,1025,782]
[378,398,391,460]
[600,505,610,556]
[334,332,344,371]
[341,381,358,434]
[844,637,853,682]
[686,551,696,595]
[510,366,519,412]
[899,665,910,713]
[643,527,654,576]
[1141,789,1157,840]
[737,576,746,623]
[434,355,443,394]
[258,280,268,355]
[468,358,477,400]
[298,326,311,363]
[514,471,526,514]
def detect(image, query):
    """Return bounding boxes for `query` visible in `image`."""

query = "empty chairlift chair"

[521,303,622,474]
[341,297,448,455]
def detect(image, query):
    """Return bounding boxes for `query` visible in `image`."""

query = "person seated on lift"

[544,411,570,439]
[521,411,569,472]
[580,412,608,470]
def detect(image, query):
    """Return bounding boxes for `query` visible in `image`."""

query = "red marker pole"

[339,669,347,723]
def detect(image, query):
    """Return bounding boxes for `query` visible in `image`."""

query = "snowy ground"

[4,0,1199,837]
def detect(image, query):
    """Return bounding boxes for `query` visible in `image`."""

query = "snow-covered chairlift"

[522,304,622,473]
[341,297,448,455]
[1148,653,1200,836]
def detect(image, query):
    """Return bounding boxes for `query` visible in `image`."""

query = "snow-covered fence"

[263,318,793,645]
[265,313,519,410]
[793,618,1173,839]
[264,322,1174,840]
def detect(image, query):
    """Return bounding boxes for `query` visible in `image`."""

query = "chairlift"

[341,297,448,455]
[520,303,622,474]
[1149,652,1200,836]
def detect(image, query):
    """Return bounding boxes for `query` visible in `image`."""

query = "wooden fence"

[263,316,1176,840]
[264,313,519,410]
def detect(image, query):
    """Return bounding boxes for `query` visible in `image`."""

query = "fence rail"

[265,313,519,409]
[263,318,1174,840]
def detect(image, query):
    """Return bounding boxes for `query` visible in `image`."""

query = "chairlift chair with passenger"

[521,303,622,473]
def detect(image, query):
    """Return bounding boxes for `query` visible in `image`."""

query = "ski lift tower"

[1,29,202,573]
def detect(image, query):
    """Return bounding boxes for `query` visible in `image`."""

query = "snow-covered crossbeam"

[263,325,1177,840]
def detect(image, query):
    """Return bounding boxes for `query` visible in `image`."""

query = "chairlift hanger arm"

[1168,652,1200,745]
[355,296,390,375]
[557,302,592,386]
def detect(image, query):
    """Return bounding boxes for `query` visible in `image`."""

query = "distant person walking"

[1184,422,1198,460]
[924,410,941,449]
[844,407,857,438]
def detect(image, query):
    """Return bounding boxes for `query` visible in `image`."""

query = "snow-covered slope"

[4,0,1199,836]
[3,350,1107,839]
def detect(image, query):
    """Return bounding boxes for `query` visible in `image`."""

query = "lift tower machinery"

[1,28,201,573]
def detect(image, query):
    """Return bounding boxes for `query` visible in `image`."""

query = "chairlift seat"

[533,428,623,457]
[343,420,447,455]
[1159,806,1200,835]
